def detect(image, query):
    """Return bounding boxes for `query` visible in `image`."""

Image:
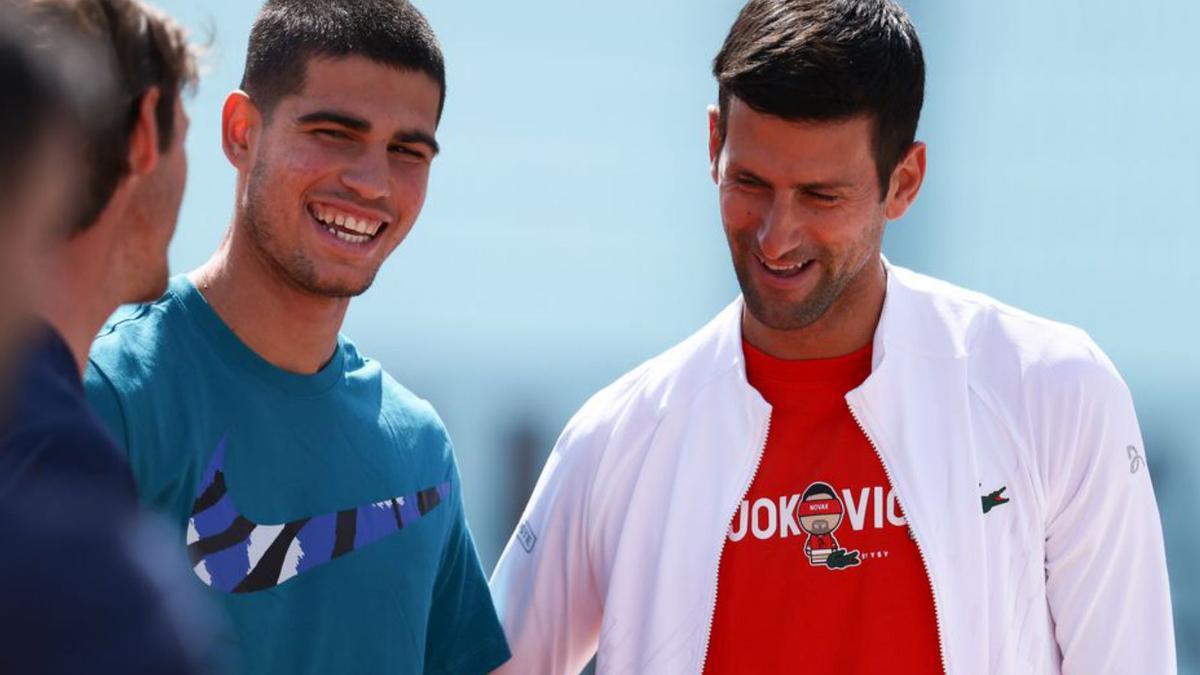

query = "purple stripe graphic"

[204,540,251,593]
[295,512,336,574]
[188,431,454,593]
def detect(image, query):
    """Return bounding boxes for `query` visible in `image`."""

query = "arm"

[1038,348,1175,674]
[424,458,511,675]
[489,423,606,675]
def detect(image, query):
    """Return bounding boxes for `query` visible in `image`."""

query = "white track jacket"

[490,262,1175,674]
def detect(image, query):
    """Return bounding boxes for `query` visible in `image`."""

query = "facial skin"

[708,97,926,359]
[116,92,190,303]
[224,56,441,298]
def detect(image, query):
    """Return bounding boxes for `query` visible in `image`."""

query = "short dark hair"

[22,0,199,234]
[713,0,925,195]
[241,0,446,122]
[0,10,73,196]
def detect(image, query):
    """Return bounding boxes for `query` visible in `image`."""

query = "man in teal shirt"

[85,1,509,672]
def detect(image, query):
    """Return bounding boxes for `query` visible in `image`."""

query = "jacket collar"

[704,256,970,377]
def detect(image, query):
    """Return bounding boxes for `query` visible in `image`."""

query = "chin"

[301,271,376,299]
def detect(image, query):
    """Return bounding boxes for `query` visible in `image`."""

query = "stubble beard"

[243,161,376,299]
[731,220,884,333]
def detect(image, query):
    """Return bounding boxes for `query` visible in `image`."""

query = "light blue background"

[151,1,1199,669]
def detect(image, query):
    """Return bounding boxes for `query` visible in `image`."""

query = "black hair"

[0,13,70,195]
[713,0,925,195]
[241,0,446,121]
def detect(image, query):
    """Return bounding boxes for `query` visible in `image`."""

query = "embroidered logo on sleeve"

[517,521,537,553]
[187,435,449,594]
[981,486,1009,514]
[1127,446,1144,474]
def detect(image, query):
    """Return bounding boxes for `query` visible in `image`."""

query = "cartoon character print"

[797,481,861,570]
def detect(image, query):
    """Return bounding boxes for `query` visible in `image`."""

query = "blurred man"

[0,8,80,392]
[85,1,510,672]
[0,0,196,494]
[490,1,1176,673]
[0,4,213,674]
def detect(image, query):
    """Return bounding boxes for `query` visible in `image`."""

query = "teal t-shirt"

[84,277,510,675]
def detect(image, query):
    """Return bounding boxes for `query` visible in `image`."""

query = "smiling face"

[711,98,894,336]
[232,55,441,298]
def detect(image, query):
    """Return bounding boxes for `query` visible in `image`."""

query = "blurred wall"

[151,1,1196,670]
[899,1,1199,671]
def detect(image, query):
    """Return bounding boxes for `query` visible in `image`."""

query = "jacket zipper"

[846,400,950,675]
[696,414,772,674]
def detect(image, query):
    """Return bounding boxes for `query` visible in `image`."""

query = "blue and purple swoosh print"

[186,435,448,594]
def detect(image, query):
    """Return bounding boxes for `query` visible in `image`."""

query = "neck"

[191,225,348,375]
[743,255,887,361]
[37,227,125,376]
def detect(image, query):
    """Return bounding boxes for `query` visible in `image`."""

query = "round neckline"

[742,338,873,389]
[168,275,346,397]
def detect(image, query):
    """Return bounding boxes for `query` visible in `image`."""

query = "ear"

[707,104,723,184]
[126,87,162,176]
[222,90,261,171]
[884,141,927,221]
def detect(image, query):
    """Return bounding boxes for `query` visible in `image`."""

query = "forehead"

[280,55,441,131]
[723,98,875,179]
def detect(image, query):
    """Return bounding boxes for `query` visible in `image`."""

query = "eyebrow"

[297,110,370,133]
[296,109,440,156]
[729,165,852,192]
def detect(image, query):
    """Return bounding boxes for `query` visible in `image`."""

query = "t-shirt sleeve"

[423,461,511,675]
[83,360,131,453]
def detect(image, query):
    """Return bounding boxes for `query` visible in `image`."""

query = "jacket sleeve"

[489,415,607,675]
[1037,345,1176,674]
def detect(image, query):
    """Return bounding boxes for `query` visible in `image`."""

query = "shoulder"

[344,340,455,460]
[893,266,1119,382]
[88,291,186,393]
[891,266,1128,422]
[557,304,740,457]
[0,364,133,497]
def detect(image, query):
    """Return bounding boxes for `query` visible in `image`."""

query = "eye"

[389,144,428,160]
[807,190,839,203]
[734,173,764,188]
[313,128,351,140]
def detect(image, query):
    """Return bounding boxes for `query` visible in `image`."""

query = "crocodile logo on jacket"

[981,486,1009,514]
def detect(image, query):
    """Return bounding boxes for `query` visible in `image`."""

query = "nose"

[340,147,391,202]
[757,192,805,261]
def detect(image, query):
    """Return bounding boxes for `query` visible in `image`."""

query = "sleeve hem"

[426,635,512,675]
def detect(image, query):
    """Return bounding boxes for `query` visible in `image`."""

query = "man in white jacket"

[490,0,1176,673]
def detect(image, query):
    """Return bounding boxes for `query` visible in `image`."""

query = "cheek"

[719,188,767,235]
[393,164,431,213]
[260,140,337,194]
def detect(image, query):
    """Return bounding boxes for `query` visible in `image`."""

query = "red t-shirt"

[702,340,943,674]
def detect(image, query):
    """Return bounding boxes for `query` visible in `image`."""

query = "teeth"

[311,204,384,237]
[763,260,802,272]
[333,229,369,244]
